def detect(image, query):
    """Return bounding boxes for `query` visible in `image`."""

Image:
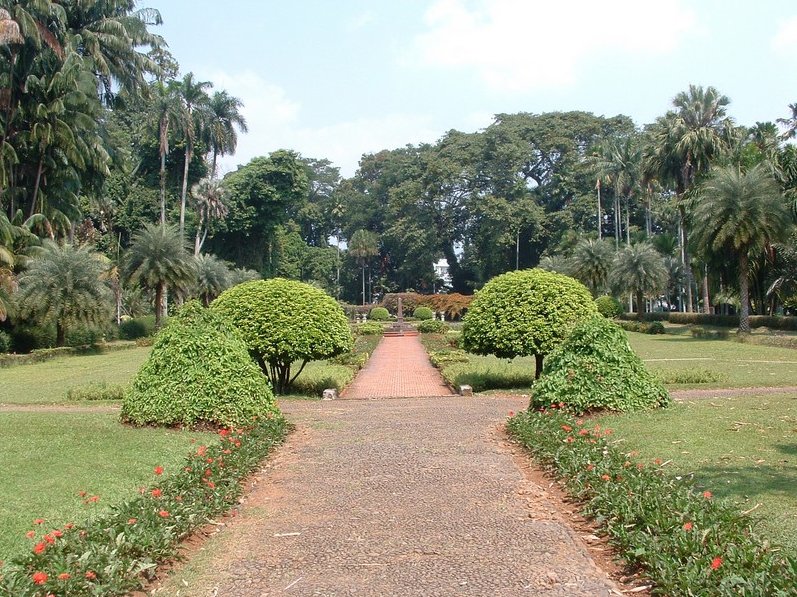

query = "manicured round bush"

[595,295,623,319]
[463,269,597,378]
[413,306,434,320]
[369,306,390,321]
[212,278,352,393]
[417,319,449,334]
[356,321,384,336]
[532,315,670,413]
[121,302,279,427]
[648,321,665,335]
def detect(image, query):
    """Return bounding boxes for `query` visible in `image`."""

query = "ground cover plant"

[599,392,797,552]
[507,409,797,595]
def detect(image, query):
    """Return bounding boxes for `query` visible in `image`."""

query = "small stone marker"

[459,385,473,396]
[322,388,338,401]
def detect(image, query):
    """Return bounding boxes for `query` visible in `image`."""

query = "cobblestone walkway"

[342,335,453,399]
[156,398,619,596]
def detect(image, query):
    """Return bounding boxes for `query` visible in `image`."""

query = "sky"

[154,0,797,178]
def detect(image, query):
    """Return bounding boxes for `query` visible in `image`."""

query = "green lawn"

[626,332,797,389]
[599,393,797,551]
[0,347,151,404]
[0,412,211,559]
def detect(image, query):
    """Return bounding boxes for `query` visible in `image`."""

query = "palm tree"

[609,243,668,320]
[348,229,379,305]
[124,223,196,327]
[205,90,247,178]
[569,238,613,296]
[191,177,228,255]
[591,135,642,248]
[194,253,230,306]
[150,80,181,225]
[692,164,792,333]
[16,241,112,346]
[175,73,212,237]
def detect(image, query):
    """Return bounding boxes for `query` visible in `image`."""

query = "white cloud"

[772,15,797,55]
[411,0,697,92]
[200,70,440,177]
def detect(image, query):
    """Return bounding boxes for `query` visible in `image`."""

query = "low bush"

[595,295,623,319]
[0,419,287,596]
[356,322,384,336]
[0,330,11,353]
[67,383,128,402]
[532,316,670,413]
[507,410,797,596]
[735,334,797,349]
[413,306,434,321]
[428,349,470,368]
[620,312,797,331]
[119,316,156,340]
[368,306,390,321]
[618,320,666,335]
[0,342,139,368]
[416,319,449,333]
[445,330,462,348]
[291,363,355,395]
[690,326,730,340]
[656,368,726,385]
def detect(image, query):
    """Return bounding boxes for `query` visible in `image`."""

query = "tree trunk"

[30,156,44,218]
[739,253,750,334]
[636,290,645,321]
[179,139,191,238]
[679,204,694,312]
[702,267,711,314]
[596,179,602,240]
[154,283,164,328]
[159,116,168,226]
[614,196,620,250]
[55,321,65,348]
[361,265,366,306]
[193,210,205,256]
[625,196,631,245]
[534,353,544,379]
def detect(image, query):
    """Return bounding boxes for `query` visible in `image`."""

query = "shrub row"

[355,322,384,336]
[0,418,288,596]
[506,409,797,596]
[690,326,730,340]
[619,312,797,330]
[66,383,128,402]
[617,320,665,335]
[380,293,472,320]
[0,342,139,369]
[416,319,449,334]
[735,334,797,349]
[656,368,726,385]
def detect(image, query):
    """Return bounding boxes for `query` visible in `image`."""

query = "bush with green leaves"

[463,269,597,378]
[532,315,670,413]
[368,306,390,321]
[356,321,384,336]
[212,278,352,394]
[119,316,156,340]
[413,306,434,320]
[67,382,127,401]
[595,295,622,318]
[0,330,10,353]
[417,319,449,333]
[121,302,279,427]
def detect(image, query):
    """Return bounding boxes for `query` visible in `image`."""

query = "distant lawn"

[599,393,797,551]
[626,332,797,389]
[0,347,151,405]
[0,412,211,559]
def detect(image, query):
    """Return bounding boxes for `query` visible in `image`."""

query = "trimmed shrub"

[119,316,156,340]
[356,322,384,336]
[595,295,622,318]
[212,278,352,394]
[690,326,729,339]
[122,302,279,427]
[445,330,462,348]
[368,306,390,321]
[463,269,597,378]
[417,319,449,333]
[656,368,726,384]
[67,382,127,401]
[0,330,10,353]
[532,316,670,413]
[413,306,434,321]
[618,320,665,334]
[648,321,665,335]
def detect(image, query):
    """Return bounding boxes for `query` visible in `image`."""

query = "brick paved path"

[342,335,453,399]
[156,398,619,596]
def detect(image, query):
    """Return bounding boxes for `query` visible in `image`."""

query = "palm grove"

[2,2,797,350]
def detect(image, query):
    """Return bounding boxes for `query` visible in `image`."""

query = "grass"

[0,412,211,559]
[599,392,797,551]
[0,347,151,405]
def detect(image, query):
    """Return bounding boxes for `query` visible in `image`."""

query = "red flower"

[578,429,590,436]
[32,571,48,585]
[586,464,594,471]
[154,466,164,476]
[508,411,514,417]
[85,495,99,503]
[158,510,170,518]
[683,522,693,531]
[711,556,722,570]
[127,518,137,525]
[204,469,212,477]
[151,488,162,498]
[703,491,713,499]
[564,436,574,443]
[34,518,45,525]
[197,445,207,456]
[561,424,572,432]
[601,474,611,481]
[223,449,231,455]
[85,571,96,580]
[219,429,230,437]
[654,458,663,465]
[33,542,46,555]
[206,481,216,489]
[43,534,54,544]
[52,530,63,538]
[26,530,35,539]
[78,491,86,497]
[57,573,71,581]
[575,419,584,426]
[64,523,74,529]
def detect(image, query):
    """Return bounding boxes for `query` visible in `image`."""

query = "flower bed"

[507,408,797,595]
[0,416,288,596]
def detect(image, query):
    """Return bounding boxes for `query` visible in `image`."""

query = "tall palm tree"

[16,241,112,346]
[191,177,228,255]
[569,238,613,296]
[150,80,181,225]
[193,253,230,306]
[124,223,196,327]
[609,242,668,320]
[348,229,379,305]
[692,164,792,333]
[205,90,247,178]
[175,73,212,237]
[591,135,642,248]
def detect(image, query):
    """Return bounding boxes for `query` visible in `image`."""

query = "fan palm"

[16,241,112,346]
[692,164,792,333]
[590,135,641,248]
[124,223,196,327]
[204,90,247,178]
[193,253,230,306]
[191,177,228,255]
[609,243,668,320]
[569,239,613,296]
[348,229,379,305]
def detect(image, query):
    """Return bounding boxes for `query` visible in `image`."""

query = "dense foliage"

[595,295,623,318]
[122,302,279,427]
[211,278,352,393]
[462,269,597,377]
[416,319,449,334]
[532,316,670,413]
[412,306,434,320]
[368,306,390,321]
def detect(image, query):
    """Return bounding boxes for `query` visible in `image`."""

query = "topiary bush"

[532,315,670,413]
[417,319,449,334]
[595,295,623,318]
[463,269,597,378]
[356,321,384,336]
[369,306,390,321]
[413,306,434,320]
[121,302,279,427]
[212,278,352,394]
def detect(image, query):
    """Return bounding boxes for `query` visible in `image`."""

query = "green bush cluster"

[416,319,449,333]
[620,312,797,331]
[656,368,726,385]
[67,382,128,401]
[355,322,384,336]
[368,306,390,321]
[532,316,670,413]
[0,330,11,353]
[428,349,470,368]
[0,343,138,368]
[507,410,796,596]
[119,316,156,340]
[413,306,434,321]
[690,326,730,339]
[122,302,280,428]
[617,320,665,334]
[445,330,462,348]
[595,295,623,318]
[0,420,287,596]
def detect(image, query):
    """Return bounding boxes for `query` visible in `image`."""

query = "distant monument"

[386,296,417,337]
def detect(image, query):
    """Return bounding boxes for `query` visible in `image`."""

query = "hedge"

[619,312,797,330]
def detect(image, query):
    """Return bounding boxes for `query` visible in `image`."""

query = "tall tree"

[569,238,614,296]
[609,242,668,320]
[348,229,379,305]
[190,177,228,255]
[204,90,247,178]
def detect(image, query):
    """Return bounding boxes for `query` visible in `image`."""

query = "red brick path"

[342,335,454,399]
